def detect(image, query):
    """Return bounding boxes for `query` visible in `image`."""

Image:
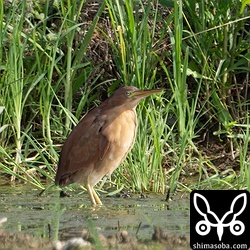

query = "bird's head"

[108,86,164,109]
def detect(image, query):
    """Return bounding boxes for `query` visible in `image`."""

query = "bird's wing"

[55,108,110,186]
[98,131,110,160]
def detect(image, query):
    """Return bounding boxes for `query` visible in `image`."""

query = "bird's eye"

[126,91,131,96]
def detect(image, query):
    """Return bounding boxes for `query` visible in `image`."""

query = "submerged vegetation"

[0,0,250,196]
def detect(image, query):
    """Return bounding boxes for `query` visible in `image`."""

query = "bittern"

[55,86,163,206]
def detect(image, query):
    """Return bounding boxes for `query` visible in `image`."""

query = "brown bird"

[55,86,164,206]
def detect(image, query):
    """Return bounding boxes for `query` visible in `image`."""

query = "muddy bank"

[0,227,189,250]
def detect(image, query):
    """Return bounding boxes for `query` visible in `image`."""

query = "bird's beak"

[131,88,165,99]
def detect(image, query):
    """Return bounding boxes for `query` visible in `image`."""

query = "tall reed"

[104,0,167,192]
[0,0,249,193]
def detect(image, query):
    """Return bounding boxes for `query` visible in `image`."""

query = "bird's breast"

[87,109,138,186]
[103,109,137,164]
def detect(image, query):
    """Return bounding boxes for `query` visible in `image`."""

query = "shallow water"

[0,183,190,241]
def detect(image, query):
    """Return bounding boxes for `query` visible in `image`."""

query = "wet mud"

[0,184,190,249]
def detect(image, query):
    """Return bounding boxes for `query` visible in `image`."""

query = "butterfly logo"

[193,193,247,241]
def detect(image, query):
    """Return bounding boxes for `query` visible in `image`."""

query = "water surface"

[0,183,190,241]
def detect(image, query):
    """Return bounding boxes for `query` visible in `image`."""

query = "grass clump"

[0,0,249,196]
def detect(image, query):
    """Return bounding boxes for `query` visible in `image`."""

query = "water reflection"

[0,183,190,241]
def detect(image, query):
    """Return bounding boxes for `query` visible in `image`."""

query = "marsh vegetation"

[1,0,250,199]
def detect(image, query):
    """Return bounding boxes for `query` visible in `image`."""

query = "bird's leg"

[86,183,97,206]
[86,183,102,206]
[92,187,102,205]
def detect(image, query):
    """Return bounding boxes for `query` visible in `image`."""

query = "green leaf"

[0,106,4,115]
[240,0,250,14]
[159,0,174,8]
